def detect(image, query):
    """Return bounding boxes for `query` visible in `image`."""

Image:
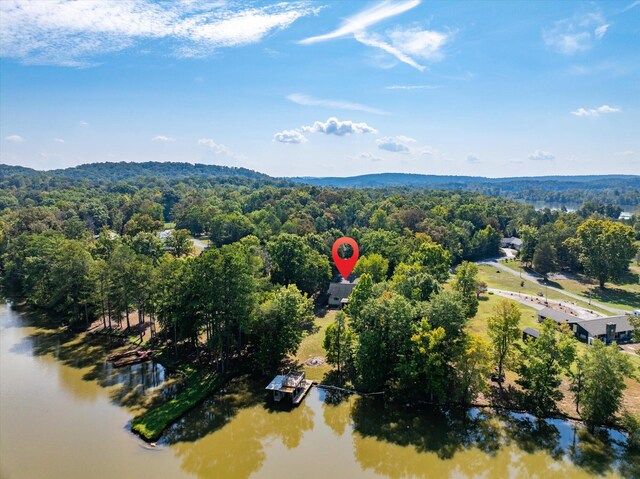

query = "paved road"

[477,259,627,316]
[489,288,603,319]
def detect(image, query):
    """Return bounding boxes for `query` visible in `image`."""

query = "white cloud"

[299,1,450,71]
[79,120,89,126]
[354,31,427,71]
[273,129,307,144]
[299,0,419,44]
[53,138,65,143]
[467,154,480,163]
[301,117,377,136]
[152,135,175,142]
[287,93,386,115]
[543,11,608,55]
[355,152,383,162]
[376,135,416,153]
[528,150,555,161]
[594,24,609,40]
[385,84,441,90]
[614,150,635,157]
[571,104,620,117]
[0,0,319,66]
[4,134,24,142]
[197,138,231,155]
[387,26,449,61]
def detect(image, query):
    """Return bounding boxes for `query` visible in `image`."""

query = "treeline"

[0,168,638,426]
[324,266,637,426]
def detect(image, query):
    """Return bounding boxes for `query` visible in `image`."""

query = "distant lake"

[2,301,638,479]
[526,201,636,219]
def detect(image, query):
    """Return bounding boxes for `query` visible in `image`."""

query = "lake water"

[1,301,638,479]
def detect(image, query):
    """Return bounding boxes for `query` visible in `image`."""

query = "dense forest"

[2,161,639,206]
[0,162,639,433]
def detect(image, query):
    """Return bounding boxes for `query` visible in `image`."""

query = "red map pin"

[332,237,359,279]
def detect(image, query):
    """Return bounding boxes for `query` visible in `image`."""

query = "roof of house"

[575,315,633,337]
[265,372,305,392]
[523,327,540,338]
[327,278,358,299]
[538,307,580,324]
[501,237,523,245]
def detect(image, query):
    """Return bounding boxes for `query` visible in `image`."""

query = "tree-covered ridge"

[2,161,638,206]
[0,161,271,182]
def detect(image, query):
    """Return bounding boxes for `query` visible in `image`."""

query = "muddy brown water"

[1,302,637,479]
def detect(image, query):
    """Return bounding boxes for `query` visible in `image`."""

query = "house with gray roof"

[327,277,359,308]
[500,237,523,250]
[538,307,635,345]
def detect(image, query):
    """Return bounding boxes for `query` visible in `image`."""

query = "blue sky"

[1,0,639,177]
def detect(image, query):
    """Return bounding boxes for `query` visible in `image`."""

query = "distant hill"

[0,164,37,177]
[291,173,640,190]
[0,161,269,182]
[1,162,638,206]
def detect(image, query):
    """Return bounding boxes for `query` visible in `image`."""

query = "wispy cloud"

[301,117,377,136]
[571,104,620,117]
[79,120,89,126]
[528,150,555,161]
[197,138,232,155]
[543,11,608,55]
[152,135,175,142]
[300,0,420,44]
[4,134,24,142]
[273,130,307,144]
[385,84,441,90]
[0,0,319,66]
[299,1,450,71]
[53,138,65,143]
[287,93,387,115]
[467,154,481,163]
[376,135,416,153]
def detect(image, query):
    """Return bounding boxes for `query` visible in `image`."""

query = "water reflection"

[167,376,315,479]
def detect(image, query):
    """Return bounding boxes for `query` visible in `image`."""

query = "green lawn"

[294,309,336,381]
[468,293,539,340]
[478,264,611,316]
[497,259,640,312]
[131,372,226,442]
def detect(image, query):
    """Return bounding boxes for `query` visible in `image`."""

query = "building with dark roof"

[327,277,359,308]
[500,237,523,250]
[522,327,540,342]
[538,307,635,345]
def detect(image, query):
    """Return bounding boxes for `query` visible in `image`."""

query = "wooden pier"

[292,379,313,405]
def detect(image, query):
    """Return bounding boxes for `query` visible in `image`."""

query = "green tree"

[572,339,634,426]
[533,241,556,277]
[570,219,638,288]
[452,261,479,318]
[353,253,389,283]
[409,241,452,282]
[323,311,355,374]
[454,334,492,403]
[267,234,331,295]
[518,225,539,266]
[516,319,577,414]
[253,284,314,373]
[166,229,194,257]
[426,290,468,342]
[354,292,416,391]
[390,262,440,302]
[487,299,521,381]
[405,319,448,401]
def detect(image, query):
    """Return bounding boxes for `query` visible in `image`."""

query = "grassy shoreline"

[131,372,228,442]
